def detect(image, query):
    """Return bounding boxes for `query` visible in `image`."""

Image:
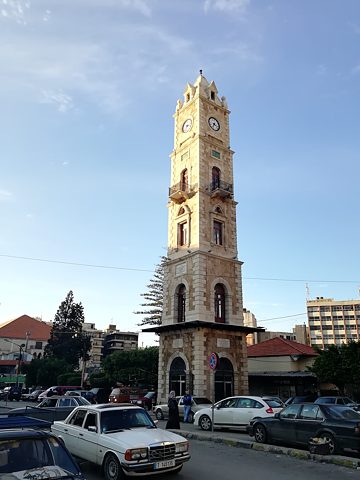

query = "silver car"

[154,396,212,423]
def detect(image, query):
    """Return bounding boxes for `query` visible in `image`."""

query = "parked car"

[51,403,190,479]
[65,389,96,403]
[8,395,91,422]
[154,396,212,423]
[38,385,82,400]
[132,391,157,410]
[89,387,111,404]
[284,394,318,405]
[28,388,45,402]
[194,395,283,431]
[314,396,360,410]
[247,403,360,455]
[0,418,84,479]
[5,385,22,401]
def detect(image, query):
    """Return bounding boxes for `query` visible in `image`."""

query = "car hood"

[0,466,82,480]
[103,427,186,449]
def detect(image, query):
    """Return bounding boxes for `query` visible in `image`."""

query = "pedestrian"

[166,391,180,429]
[183,391,192,423]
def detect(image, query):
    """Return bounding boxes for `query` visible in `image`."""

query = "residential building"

[102,325,138,357]
[0,315,51,383]
[247,337,318,399]
[82,322,103,371]
[144,72,261,403]
[307,297,360,348]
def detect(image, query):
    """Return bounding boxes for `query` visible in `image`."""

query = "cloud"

[204,0,250,14]
[0,0,30,25]
[0,189,13,201]
[40,90,74,113]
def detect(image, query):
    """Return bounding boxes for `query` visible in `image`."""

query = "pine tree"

[44,290,91,368]
[134,256,167,326]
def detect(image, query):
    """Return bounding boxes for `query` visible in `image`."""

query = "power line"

[0,254,359,284]
[257,313,306,323]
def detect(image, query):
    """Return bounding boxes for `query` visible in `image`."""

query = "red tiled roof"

[0,315,51,341]
[247,336,317,357]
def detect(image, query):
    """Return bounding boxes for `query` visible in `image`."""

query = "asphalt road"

[79,438,357,480]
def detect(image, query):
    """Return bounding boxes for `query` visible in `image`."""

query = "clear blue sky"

[1,0,359,346]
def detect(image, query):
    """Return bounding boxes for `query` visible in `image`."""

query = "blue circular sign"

[209,352,219,370]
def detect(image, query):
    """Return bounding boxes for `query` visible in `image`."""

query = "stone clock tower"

[144,72,260,403]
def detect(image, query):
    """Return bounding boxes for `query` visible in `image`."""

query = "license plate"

[154,459,176,470]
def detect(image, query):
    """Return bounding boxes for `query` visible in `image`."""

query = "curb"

[172,430,360,470]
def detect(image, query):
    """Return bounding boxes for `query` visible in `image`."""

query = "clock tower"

[144,72,260,404]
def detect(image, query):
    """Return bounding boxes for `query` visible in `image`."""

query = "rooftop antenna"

[306,283,310,301]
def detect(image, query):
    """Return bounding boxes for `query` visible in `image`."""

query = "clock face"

[182,118,193,133]
[208,117,220,131]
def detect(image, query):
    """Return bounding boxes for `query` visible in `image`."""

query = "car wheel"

[319,432,338,455]
[254,423,267,443]
[199,415,212,431]
[155,409,164,420]
[187,411,194,423]
[103,453,125,480]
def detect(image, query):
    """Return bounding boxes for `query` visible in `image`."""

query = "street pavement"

[1,400,360,471]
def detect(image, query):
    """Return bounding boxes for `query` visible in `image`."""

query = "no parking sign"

[208,352,219,370]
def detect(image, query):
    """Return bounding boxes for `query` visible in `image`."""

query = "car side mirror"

[88,426,97,432]
[274,412,280,419]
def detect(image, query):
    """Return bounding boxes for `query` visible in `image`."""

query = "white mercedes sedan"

[51,403,190,480]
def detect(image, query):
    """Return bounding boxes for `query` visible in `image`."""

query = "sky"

[1,0,359,347]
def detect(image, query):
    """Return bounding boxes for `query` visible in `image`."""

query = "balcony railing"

[169,182,195,203]
[209,180,233,198]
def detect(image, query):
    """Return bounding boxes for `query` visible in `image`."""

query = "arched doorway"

[169,357,186,396]
[215,357,234,402]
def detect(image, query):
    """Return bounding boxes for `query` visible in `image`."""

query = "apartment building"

[307,297,360,348]
[102,324,138,357]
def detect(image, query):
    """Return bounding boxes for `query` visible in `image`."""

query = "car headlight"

[124,448,148,461]
[175,441,189,453]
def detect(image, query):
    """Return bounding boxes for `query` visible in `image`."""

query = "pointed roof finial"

[200,69,203,76]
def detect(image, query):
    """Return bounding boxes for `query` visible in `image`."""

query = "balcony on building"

[169,181,195,203]
[209,180,233,199]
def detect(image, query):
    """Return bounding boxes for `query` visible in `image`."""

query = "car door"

[62,408,88,455]
[295,404,324,446]
[233,398,261,428]
[213,397,238,427]
[268,404,301,445]
[177,397,185,419]
[75,412,100,462]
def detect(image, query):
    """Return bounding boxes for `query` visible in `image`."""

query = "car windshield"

[144,392,155,399]
[265,400,283,408]
[0,437,80,475]
[101,409,155,433]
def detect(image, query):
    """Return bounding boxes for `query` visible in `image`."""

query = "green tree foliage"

[309,342,360,394]
[23,357,71,388]
[134,256,167,326]
[44,290,91,369]
[102,347,159,387]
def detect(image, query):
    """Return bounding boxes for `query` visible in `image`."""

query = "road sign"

[208,352,219,370]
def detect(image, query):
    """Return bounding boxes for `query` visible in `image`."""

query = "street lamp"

[4,339,26,386]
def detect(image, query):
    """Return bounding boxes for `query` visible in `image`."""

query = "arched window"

[215,357,234,401]
[177,284,186,323]
[178,207,185,216]
[181,169,188,192]
[169,357,186,396]
[212,167,221,190]
[214,283,226,323]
